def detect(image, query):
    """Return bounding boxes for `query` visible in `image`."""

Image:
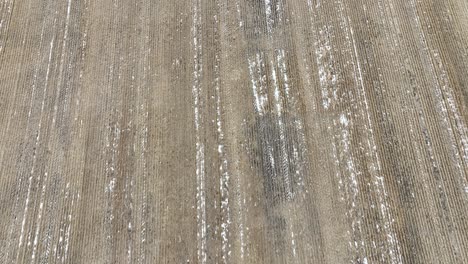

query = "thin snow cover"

[248,53,269,115]
[278,49,307,189]
[214,11,231,262]
[341,0,402,261]
[191,0,207,262]
[306,0,337,110]
[272,49,295,200]
[336,114,360,234]
[53,0,73,124]
[18,17,56,261]
[264,0,274,34]
[340,113,349,127]
[62,198,74,263]
[235,0,243,28]
[431,51,468,192]
[31,172,48,260]
[315,26,338,110]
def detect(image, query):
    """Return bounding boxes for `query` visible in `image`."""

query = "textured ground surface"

[1,0,468,263]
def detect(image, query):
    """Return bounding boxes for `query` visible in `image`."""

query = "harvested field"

[1,0,468,263]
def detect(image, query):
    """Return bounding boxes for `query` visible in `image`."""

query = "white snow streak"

[31,172,48,261]
[52,0,73,124]
[214,12,232,262]
[248,53,269,115]
[17,21,55,262]
[191,0,206,262]
[315,26,338,109]
[345,2,402,262]
[264,0,274,34]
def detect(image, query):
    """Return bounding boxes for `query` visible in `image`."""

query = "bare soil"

[1,0,468,263]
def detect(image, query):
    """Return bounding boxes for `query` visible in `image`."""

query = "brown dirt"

[1,0,468,263]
